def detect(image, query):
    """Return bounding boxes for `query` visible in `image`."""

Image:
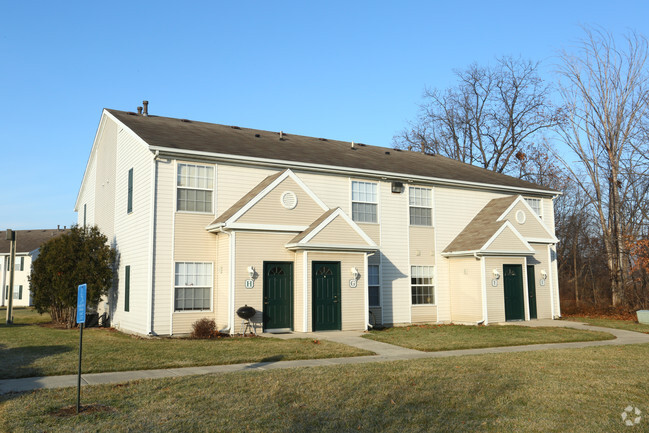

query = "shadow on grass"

[0,344,73,380]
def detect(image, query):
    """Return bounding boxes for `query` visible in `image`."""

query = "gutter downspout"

[147,150,159,335]
[477,252,488,325]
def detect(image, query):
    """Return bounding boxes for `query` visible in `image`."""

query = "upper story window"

[525,197,542,219]
[351,181,378,223]
[177,163,214,213]
[6,257,24,271]
[409,187,432,226]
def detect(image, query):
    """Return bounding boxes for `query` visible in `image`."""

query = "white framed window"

[525,197,542,219]
[409,187,432,226]
[368,264,380,307]
[177,163,215,213]
[174,262,212,311]
[411,266,435,305]
[351,181,378,223]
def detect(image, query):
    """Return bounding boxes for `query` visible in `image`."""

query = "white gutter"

[149,146,560,197]
[229,231,236,333]
[480,255,488,325]
[147,150,159,335]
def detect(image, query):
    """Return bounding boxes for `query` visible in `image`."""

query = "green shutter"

[19,257,24,271]
[127,168,133,214]
[125,266,130,312]
[83,203,87,227]
[18,285,22,300]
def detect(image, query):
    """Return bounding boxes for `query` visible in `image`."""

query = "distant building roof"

[0,229,68,254]
[106,109,559,195]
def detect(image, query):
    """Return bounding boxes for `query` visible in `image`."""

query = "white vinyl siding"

[411,266,435,305]
[368,264,380,307]
[351,181,378,223]
[177,163,214,213]
[409,187,432,226]
[174,262,212,311]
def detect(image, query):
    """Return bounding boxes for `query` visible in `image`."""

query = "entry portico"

[208,169,377,333]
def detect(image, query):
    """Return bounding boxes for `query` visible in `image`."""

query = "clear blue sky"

[1,1,647,229]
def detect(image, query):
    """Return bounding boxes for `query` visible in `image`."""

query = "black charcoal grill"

[236,305,257,335]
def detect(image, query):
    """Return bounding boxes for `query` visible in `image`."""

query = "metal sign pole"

[76,284,87,414]
[77,321,83,413]
[5,229,16,325]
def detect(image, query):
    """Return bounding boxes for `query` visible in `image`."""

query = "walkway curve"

[1,319,648,395]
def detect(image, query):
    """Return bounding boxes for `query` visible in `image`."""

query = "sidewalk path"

[2,320,648,395]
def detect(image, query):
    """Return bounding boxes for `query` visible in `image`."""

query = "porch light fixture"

[492,269,501,279]
[541,270,548,280]
[351,267,359,279]
[247,266,255,279]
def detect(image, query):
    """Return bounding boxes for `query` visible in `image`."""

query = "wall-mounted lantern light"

[351,267,359,279]
[541,270,548,280]
[247,266,255,279]
[492,269,501,279]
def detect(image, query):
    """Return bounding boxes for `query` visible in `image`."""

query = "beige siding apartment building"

[1,229,68,307]
[75,107,560,336]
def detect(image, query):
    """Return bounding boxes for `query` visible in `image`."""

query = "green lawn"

[363,324,614,351]
[564,316,649,334]
[0,308,370,379]
[2,343,649,432]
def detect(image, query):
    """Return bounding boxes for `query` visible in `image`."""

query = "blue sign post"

[76,284,87,413]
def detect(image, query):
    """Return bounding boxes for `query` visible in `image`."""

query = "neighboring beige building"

[0,229,68,307]
[75,107,561,336]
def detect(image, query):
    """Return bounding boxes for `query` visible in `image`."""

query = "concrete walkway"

[2,320,648,395]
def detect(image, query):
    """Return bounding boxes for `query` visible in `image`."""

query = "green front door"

[527,265,538,319]
[503,264,525,321]
[312,261,341,331]
[263,262,293,330]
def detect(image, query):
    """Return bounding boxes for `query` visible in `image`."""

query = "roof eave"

[149,146,560,196]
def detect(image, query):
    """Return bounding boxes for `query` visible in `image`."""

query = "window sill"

[412,304,436,307]
[176,210,215,215]
[173,309,214,314]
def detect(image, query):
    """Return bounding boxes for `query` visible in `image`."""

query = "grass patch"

[2,344,649,432]
[564,316,649,334]
[363,324,614,351]
[0,306,52,325]
[0,308,370,380]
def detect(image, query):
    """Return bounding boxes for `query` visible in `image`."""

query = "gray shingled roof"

[0,229,68,254]
[288,208,338,244]
[107,109,558,194]
[443,196,518,253]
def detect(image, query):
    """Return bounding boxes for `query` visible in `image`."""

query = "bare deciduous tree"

[394,57,562,175]
[556,28,649,307]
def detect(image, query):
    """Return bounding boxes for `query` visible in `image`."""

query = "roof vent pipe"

[351,141,355,149]
[279,131,283,140]
[137,106,143,115]
[142,100,149,116]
